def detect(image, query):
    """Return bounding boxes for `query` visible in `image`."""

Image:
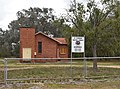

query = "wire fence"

[1,57,120,85]
[0,60,4,83]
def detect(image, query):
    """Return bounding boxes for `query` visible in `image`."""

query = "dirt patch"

[0,65,120,72]
[0,67,34,71]
[98,65,120,68]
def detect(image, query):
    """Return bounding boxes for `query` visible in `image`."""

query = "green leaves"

[65,0,120,58]
[0,0,120,58]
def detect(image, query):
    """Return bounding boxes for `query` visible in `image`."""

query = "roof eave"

[35,32,65,44]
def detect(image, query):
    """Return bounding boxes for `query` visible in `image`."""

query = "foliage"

[0,28,19,57]
[8,7,69,37]
[0,7,71,57]
[0,0,120,61]
[65,0,120,71]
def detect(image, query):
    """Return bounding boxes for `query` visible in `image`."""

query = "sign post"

[71,36,87,78]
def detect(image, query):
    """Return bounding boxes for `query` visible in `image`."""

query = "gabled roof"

[54,38,67,44]
[35,32,67,45]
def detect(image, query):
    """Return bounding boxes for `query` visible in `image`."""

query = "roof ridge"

[35,32,62,44]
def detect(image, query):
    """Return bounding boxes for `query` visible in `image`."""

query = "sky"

[0,0,86,30]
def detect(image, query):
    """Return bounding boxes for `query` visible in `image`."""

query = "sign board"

[72,36,84,53]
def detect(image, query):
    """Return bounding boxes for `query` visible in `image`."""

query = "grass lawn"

[0,59,120,88]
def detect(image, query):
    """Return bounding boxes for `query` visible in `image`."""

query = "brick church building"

[19,27,68,62]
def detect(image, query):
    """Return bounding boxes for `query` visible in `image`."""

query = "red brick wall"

[19,28,35,58]
[19,27,68,59]
[35,34,58,58]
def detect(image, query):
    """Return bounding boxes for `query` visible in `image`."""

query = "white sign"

[72,36,84,53]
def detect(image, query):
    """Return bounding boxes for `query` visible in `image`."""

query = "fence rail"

[2,57,120,85]
[5,57,120,60]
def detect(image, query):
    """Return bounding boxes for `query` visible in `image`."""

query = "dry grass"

[0,59,120,89]
[0,80,120,89]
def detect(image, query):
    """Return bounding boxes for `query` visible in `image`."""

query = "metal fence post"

[4,58,7,85]
[83,57,87,78]
[83,35,87,78]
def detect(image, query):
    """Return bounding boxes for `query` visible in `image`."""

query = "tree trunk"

[93,44,97,72]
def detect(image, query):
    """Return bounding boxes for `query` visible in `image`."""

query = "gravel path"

[0,65,120,72]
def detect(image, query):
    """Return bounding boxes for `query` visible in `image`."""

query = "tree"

[0,28,4,47]
[67,0,85,35]
[98,0,120,57]
[1,0,120,60]
[0,29,12,57]
[15,7,57,35]
[66,0,118,72]
[8,7,69,38]
[7,7,71,57]
[87,0,118,72]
